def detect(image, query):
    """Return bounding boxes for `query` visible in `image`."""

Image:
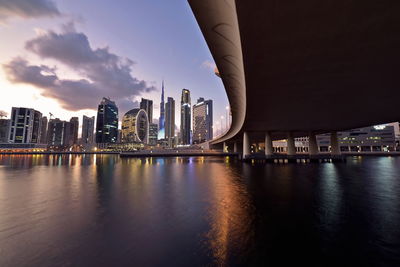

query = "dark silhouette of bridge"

[189,0,400,158]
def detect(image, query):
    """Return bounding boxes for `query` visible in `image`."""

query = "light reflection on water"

[0,155,399,266]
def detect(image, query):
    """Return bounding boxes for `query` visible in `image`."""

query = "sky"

[0,0,229,135]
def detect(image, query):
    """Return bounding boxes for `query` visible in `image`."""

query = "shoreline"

[0,151,399,157]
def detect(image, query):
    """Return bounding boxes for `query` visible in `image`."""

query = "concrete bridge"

[189,0,400,158]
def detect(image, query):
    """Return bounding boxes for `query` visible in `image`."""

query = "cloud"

[4,57,99,110]
[3,25,156,113]
[0,0,60,22]
[118,98,140,115]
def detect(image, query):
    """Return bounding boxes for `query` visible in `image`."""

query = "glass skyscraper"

[140,98,153,123]
[180,89,191,145]
[158,81,166,139]
[165,97,175,147]
[69,117,79,145]
[47,118,71,146]
[149,123,158,145]
[193,98,213,144]
[82,115,95,144]
[95,97,119,144]
[39,116,48,144]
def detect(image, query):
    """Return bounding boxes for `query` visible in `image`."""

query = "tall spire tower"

[158,80,165,139]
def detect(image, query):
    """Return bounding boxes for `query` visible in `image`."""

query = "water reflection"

[203,160,254,266]
[0,155,399,266]
[317,164,343,235]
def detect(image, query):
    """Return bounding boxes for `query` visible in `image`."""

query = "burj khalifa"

[158,80,165,139]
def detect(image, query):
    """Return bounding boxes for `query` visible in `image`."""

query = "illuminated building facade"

[192,97,213,144]
[149,123,158,146]
[95,97,119,144]
[165,97,175,147]
[271,125,397,153]
[8,107,42,144]
[121,108,149,144]
[180,89,191,145]
[158,81,165,139]
[317,125,396,152]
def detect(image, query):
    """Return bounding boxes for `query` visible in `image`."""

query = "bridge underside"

[189,0,400,143]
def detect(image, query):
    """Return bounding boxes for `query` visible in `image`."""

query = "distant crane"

[49,112,54,120]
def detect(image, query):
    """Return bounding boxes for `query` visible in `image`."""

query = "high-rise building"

[193,98,213,144]
[165,97,175,147]
[140,98,153,123]
[180,89,191,145]
[47,119,71,146]
[82,115,95,144]
[39,116,48,144]
[149,123,158,146]
[69,117,79,145]
[95,97,119,144]
[158,80,165,139]
[0,119,10,143]
[31,110,42,143]
[8,107,42,143]
[117,129,122,143]
[121,108,149,143]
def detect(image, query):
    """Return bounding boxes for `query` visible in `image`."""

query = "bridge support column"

[330,131,341,156]
[287,132,296,156]
[243,132,250,159]
[265,132,273,157]
[233,142,238,153]
[309,132,319,162]
[309,132,319,155]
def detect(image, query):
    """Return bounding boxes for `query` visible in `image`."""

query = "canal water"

[0,155,399,266]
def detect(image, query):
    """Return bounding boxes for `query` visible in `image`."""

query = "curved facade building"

[121,109,149,144]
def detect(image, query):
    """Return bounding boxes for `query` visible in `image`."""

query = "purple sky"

[0,0,230,135]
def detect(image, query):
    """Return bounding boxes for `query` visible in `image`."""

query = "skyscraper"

[140,98,153,123]
[31,110,42,143]
[165,97,175,147]
[121,108,149,144]
[158,80,165,139]
[149,123,158,146]
[193,98,213,144]
[69,117,79,145]
[39,116,48,144]
[95,97,119,144]
[0,119,10,143]
[8,107,41,143]
[47,119,71,146]
[82,115,95,144]
[180,89,191,145]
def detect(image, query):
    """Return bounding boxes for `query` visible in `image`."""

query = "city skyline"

[1,2,400,266]
[0,0,229,133]
[0,87,219,148]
